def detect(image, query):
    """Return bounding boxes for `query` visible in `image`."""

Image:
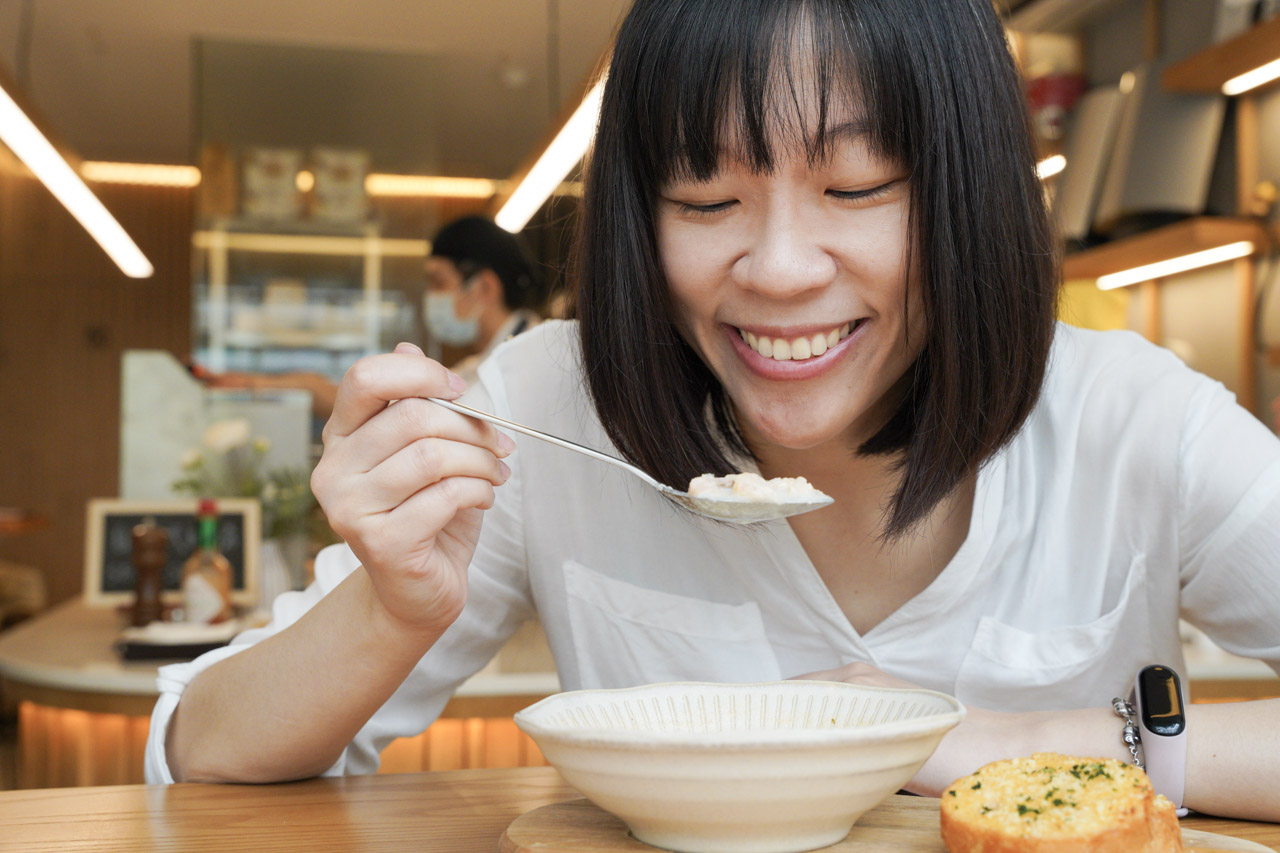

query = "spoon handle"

[425,397,663,489]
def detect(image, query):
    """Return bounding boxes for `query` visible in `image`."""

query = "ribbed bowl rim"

[514,680,966,751]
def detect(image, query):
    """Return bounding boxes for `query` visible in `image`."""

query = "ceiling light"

[495,78,606,233]
[1036,154,1066,180]
[1096,241,1254,290]
[81,161,201,187]
[0,83,154,277]
[1222,57,1280,96]
[296,170,315,192]
[366,174,500,198]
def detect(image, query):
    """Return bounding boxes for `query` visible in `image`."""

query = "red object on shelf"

[1026,71,1087,140]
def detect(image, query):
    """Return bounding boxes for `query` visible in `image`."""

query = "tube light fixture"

[1096,241,1254,290]
[0,84,154,278]
[495,78,606,233]
[1036,154,1066,180]
[81,161,201,187]
[1222,57,1280,96]
[366,174,499,198]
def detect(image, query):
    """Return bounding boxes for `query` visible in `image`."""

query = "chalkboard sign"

[83,498,260,607]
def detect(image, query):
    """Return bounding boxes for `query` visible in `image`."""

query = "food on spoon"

[687,472,830,503]
[940,753,1182,853]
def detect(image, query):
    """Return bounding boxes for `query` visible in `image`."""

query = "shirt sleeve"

[144,377,536,784]
[1176,374,1280,675]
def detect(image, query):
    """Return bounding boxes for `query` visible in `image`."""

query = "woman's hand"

[794,663,1280,819]
[310,342,514,639]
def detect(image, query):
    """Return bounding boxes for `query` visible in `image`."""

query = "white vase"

[258,534,306,610]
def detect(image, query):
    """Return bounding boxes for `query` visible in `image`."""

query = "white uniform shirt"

[146,320,1280,783]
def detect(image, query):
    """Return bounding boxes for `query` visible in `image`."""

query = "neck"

[476,306,516,352]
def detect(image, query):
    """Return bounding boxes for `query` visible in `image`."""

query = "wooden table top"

[0,767,1275,853]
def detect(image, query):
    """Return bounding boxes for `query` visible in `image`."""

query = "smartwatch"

[1131,664,1189,817]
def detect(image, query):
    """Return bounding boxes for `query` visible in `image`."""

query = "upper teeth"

[740,323,853,361]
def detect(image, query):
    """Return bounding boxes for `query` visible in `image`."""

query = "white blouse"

[145,320,1280,783]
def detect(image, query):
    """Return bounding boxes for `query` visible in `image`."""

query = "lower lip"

[727,321,867,380]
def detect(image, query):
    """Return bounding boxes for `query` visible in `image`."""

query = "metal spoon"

[426,397,834,524]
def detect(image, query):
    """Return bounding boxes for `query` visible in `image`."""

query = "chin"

[740,404,851,451]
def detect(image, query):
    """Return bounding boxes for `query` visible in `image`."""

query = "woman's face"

[655,107,925,454]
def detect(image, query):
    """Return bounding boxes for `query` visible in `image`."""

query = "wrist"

[353,569,454,660]
[906,705,1012,797]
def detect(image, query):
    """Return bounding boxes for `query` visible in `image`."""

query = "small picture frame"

[83,498,260,608]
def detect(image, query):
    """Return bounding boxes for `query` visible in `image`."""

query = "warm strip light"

[1223,57,1280,96]
[81,161,201,187]
[1036,154,1066,180]
[192,230,428,257]
[0,85,154,277]
[366,174,499,198]
[495,78,606,233]
[1096,241,1254,290]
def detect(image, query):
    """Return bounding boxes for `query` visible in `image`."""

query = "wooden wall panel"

[0,153,194,605]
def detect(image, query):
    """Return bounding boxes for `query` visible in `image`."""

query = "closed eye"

[673,199,737,217]
[827,180,900,203]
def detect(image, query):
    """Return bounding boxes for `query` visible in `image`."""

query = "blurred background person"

[422,215,546,385]
[205,215,546,418]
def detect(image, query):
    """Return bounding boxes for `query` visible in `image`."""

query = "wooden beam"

[1142,0,1161,63]
[1237,95,1260,215]
[1140,279,1161,344]
[1237,256,1258,414]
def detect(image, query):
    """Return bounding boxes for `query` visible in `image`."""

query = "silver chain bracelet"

[1111,697,1145,769]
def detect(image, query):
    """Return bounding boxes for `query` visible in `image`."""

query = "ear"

[473,268,504,306]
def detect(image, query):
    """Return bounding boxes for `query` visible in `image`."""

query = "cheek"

[656,222,723,332]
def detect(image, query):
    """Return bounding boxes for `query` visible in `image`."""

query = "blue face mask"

[424,287,480,347]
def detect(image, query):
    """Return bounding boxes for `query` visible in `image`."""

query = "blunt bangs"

[635,1,891,185]
[577,0,1058,538]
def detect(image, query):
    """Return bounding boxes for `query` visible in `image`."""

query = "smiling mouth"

[735,320,865,361]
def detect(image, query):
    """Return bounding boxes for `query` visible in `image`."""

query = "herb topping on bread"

[940,752,1181,853]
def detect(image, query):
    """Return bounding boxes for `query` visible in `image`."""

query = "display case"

[192,221,428,379]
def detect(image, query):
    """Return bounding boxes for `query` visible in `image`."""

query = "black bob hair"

[575,0,1058,538]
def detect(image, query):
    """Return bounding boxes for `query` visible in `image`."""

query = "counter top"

[0,598,559,713]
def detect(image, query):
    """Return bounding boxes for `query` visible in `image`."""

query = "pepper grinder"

[131,517,168,627]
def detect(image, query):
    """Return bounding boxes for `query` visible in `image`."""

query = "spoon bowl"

[427,397,833,524]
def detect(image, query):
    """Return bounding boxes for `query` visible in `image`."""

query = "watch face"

[1139,665,1185,736]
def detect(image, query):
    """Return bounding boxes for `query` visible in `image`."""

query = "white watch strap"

[1131,665,1189,818]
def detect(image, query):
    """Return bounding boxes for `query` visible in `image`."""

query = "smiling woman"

[576,0,1056,538]
[150,0,1280,828]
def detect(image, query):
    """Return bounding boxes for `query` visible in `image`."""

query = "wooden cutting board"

[499,797,1272,852]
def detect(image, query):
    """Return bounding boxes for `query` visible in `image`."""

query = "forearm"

[166,568,444,783]
[908,700,1280,821]
[1182,698,1280,820]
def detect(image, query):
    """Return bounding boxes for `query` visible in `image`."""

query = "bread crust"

[940,753,1181,853]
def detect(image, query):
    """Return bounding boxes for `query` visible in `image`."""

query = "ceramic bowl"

[514,680,965,853]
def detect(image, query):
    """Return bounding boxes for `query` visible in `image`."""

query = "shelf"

[1003,0,1125,33]
[1162,16,1280,95]
[1061,217,1265,281]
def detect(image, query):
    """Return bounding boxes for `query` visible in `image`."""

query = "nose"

[733,200,837,298]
